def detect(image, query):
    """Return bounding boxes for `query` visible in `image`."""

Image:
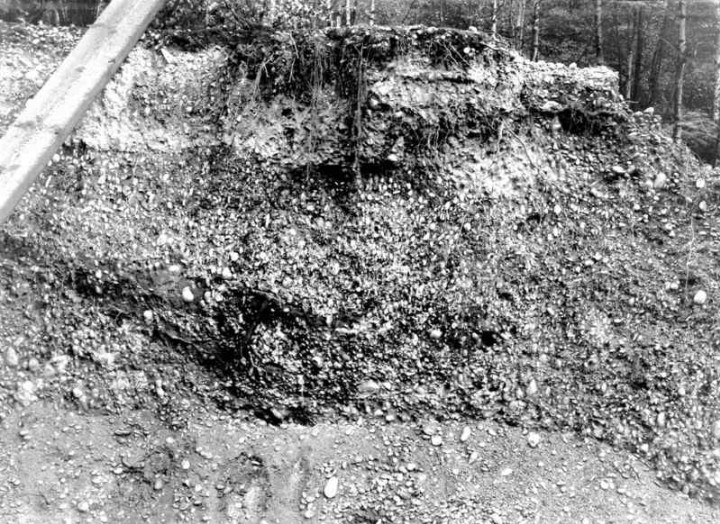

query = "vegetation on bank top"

[4,0,717,163]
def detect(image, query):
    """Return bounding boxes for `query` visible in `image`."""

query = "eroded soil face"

[1,21,720,523]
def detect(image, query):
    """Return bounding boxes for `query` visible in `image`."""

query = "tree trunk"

[714,0,720,122]
[345,0,357,25]
[648,0,672,109]
[531,0,540,61]
[623,6,637,100]
[632,5,645,104]
[491,0,498,38]
[714,0,720,163]
[515,0,526,51]
[625,48,634,100]
[673,0,686,141]
[369,0,376,25]
[595,0,603,64]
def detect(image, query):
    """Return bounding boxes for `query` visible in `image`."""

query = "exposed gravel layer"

[1,21,720,517]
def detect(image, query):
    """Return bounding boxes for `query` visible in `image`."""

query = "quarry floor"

[1,402,718,523]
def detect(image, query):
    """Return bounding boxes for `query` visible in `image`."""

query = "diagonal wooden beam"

[0,0,166,223]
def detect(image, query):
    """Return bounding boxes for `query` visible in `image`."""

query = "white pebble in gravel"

[526,379,538,396]
[693,290,707,305]
[527,432,541,448]
[712,420,720,440]
[324,476,338,499]
[5,347,19,368]
[182,287,194,302]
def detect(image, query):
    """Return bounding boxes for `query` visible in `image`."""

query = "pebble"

[653,172,667,189]
[324,476,338,499]
[460,427,471,442]
[77,501,90,513]
[27,358,39,372]
[154,478,164,490]
[52,355,70,374]
[357,380,381,397]
[696,179,706,189]
[712,420,720,440]
[181,459,191,470]
[500,468,513,477]
[5,347,19,368]
[430,435,443,446]
[526,379,538,396]
[657,412,666,428]
[422,423,438,436]
[221,267,233,280]
[143,310,154,322]
[16,381,37,406]
[527,432,541,448]
[699,201,708,212]
[182,287,194,303]
[693,290,707,305]
[429,329,442,340]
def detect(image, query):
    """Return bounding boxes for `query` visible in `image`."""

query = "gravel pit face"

[2,22,720,504]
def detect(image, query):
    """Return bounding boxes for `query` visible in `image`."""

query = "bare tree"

[632,4,645,104]
[672,0,686,141]
[515,0,526,50]
[714,0,720,163]
[491,0,498,38]
[329,0,341,27]
[714,0,720,122]
[531,0,540,61]
[648,0,672,109]
[595,0,603,64]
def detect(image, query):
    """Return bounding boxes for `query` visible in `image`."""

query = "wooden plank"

[0,0,166,223]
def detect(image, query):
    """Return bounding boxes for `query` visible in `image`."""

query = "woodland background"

[1,0,719,162]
